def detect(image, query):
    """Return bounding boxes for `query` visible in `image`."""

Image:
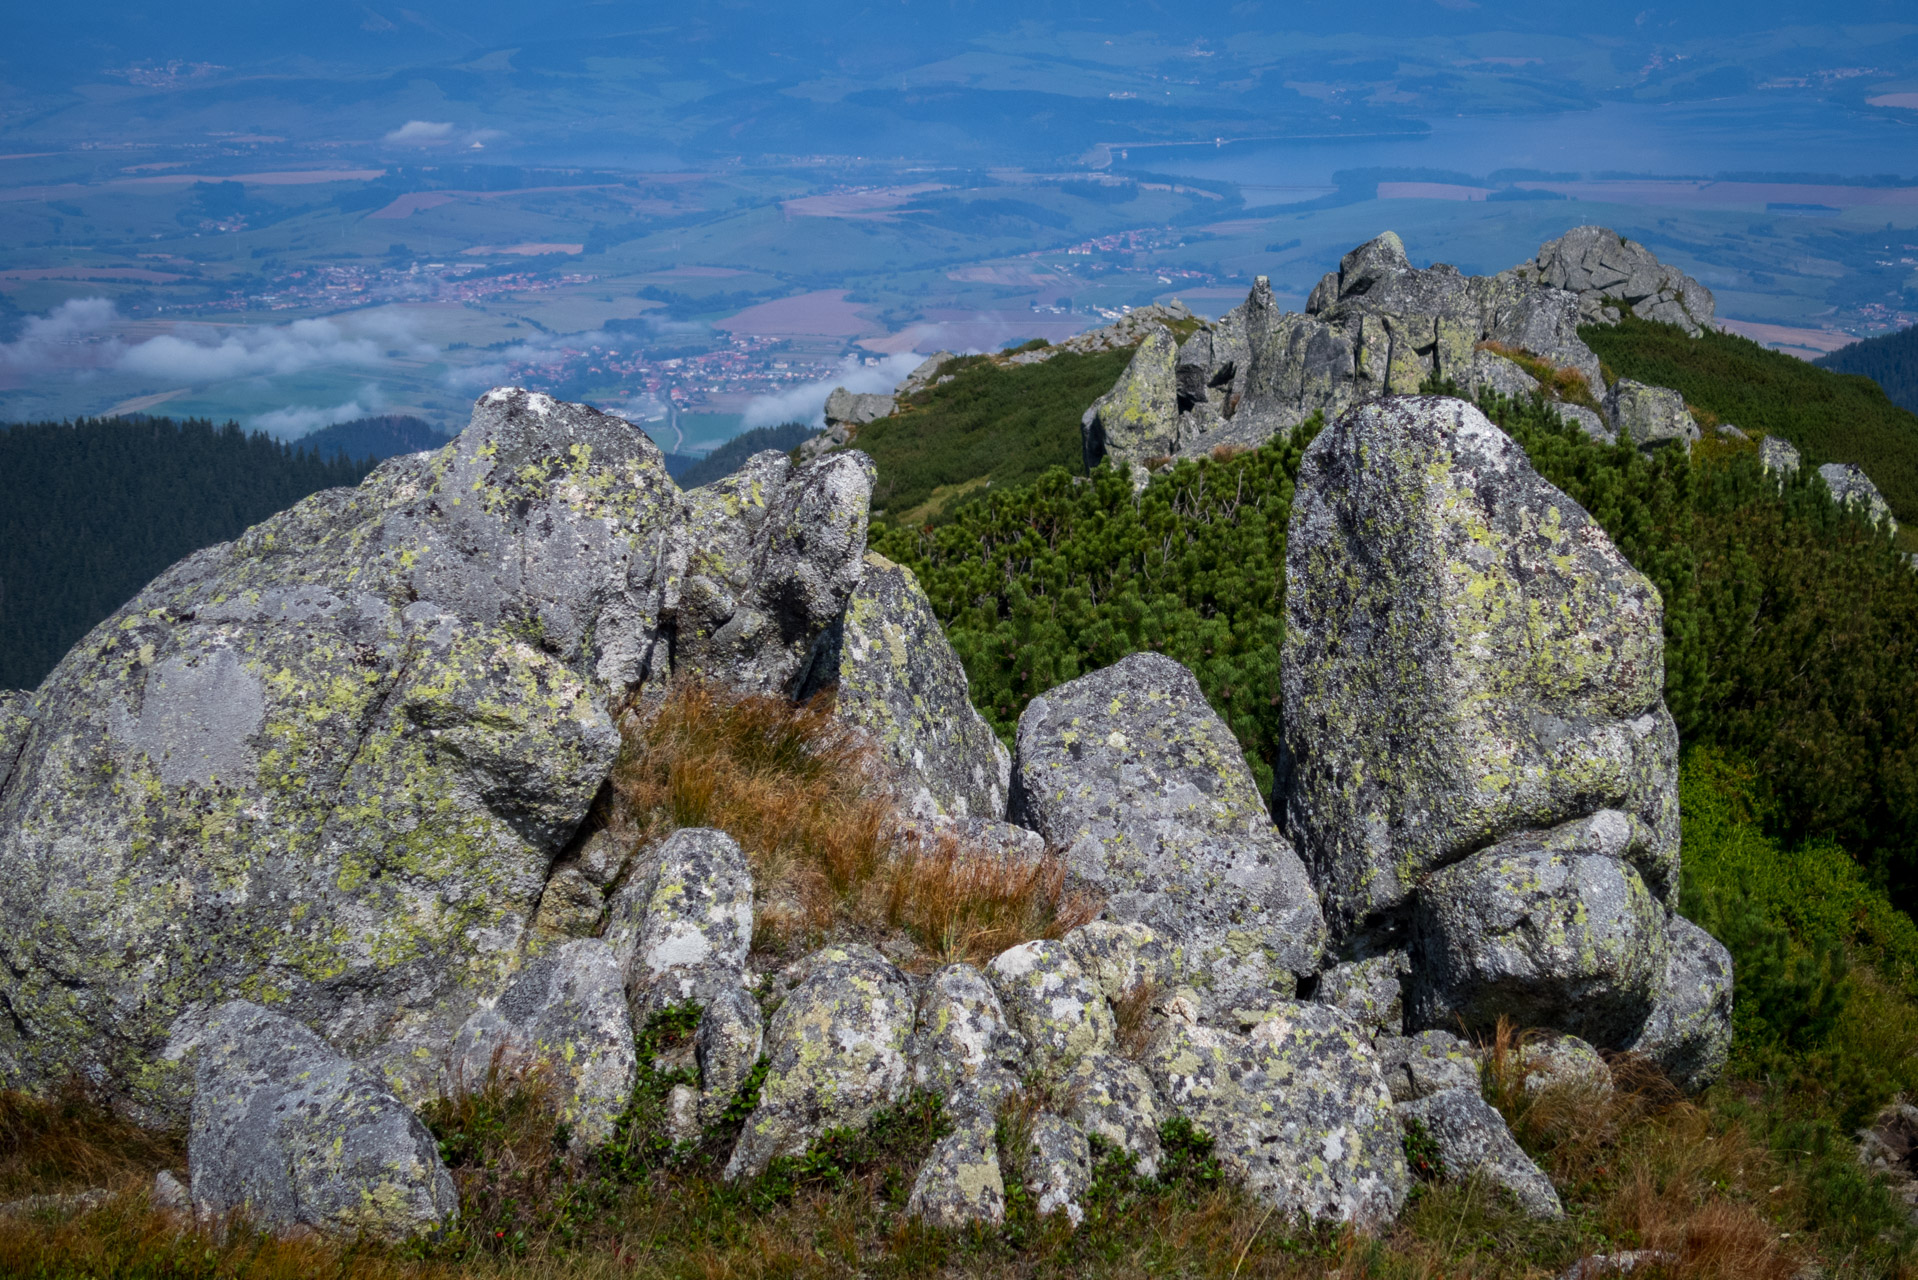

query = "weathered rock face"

[1409,823,1668,1046]
[1145,995,1409,1225]
[0,389,871,1116]
[1067,1052,1164,1177]
[1605,380,1700,451]
[1623,915,1733,1093]
[824,387,897,430]
[1819,462,1898,531]
[447,938,636,1146]
[0,691,31,782]
[907,1114,1005,1228]
[988,940,1116,1071]
[1282,396,1678,940]
[605,827,754,1017]
[186,1001,459,1241]
[1514,226,1716,336]
[1013,651,1325,1017]
[1024,1113,1092,1226]
[1760,435,1802,476]
[726,944,913,1179]
[1315,954,1407,1038]
[1398,1087,1562,1219]
[695,984,765,1123]
[809,552,1010,821]
[1376,1030,1479,1103]
[908,963,1025,1107]
[1082,326,1180,474]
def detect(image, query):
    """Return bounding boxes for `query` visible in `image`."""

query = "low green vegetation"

[0,416,378,690]
[1580,315,1918,526]
[842,346,1134,524]
[1818,322,1918,417]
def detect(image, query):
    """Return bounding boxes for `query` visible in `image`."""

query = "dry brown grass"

[0,1077,181,1201]
[602,680,1095,966]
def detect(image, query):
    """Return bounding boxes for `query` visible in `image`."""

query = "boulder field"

[0,276,1738,1240]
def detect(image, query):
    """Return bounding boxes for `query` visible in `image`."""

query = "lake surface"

[1140,97,1918,204]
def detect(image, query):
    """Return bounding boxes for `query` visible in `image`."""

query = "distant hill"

[1816,324,1918,416]
[0,417,375,690]
[677,422,819,489]
[296,414,448,461]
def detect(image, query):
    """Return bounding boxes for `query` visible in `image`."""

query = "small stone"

[988,940,1115,1071]
[1623,913,1733,1093]
[1024,1113,1092,1226]
[188,1001,458,1241]
[1398,1086,1562,1219]
[1557,1250,1676,1279]
[1519,1033,1612,1097]
[605,827,754,1017]
[665,1084,701,1145]
[531,866,604,939]
[1552,401,1613,444]
[1605,379,1699,451]
[153,1169,191,1214]
[907,1113,1005,1228]
[695,985,766,1124]
[1314,954,1405,1038]
[725,944,913,1180]
[1067,1051,1165,1178]
[908,963,1025,1101]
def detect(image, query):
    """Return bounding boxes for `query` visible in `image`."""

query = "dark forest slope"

[0,417,376,689]
[1816,322,1918,416]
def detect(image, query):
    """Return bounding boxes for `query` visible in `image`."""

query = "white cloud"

[116,313,435,382]
[250,386,385,439]
[0,297,123,372]
[739,352,924,430]
[385,120,455,144]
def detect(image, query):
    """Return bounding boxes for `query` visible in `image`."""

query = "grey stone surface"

[1067,1051,1165,1178]
[668,448,875,699]
[1518,1033,1612,1097]
[1516,226,1715,336]
[1398,1086,1562,1219]
[1024,1113,1092,1226]
[823,387,896,429]
[1760,435,1802,476]
[1145,993,1408,1226]
[0,386,877,1117]
[1282,396,1678,939]
[605,827,754,1017]
[897,352,957,397]
[1060,921,1184,1005]
[152,1169,191,1214]
[1014,651,1325,1018]
[907,1113,1005,1228]
[1314,954,1406,1037]
[908,962,1025,1105]
[695,984,766,1123]
[187,1000,458,1241]
[1376,1030,1480,1103]
[725,944,913,1179]
[448,938,636,1146]
[1552,402,1614,445]
[1467,351,1541,400]
[1819,462,1898,531]
[1082,325,1181,473]
[987,939,1116,1071]
[1557,1251,1674,1280]
[1623,913,1734,1093]
[1409,820,1668,1047]
[0,691,31,790]
[1605,380,1700,451]
[811,552,1009,821]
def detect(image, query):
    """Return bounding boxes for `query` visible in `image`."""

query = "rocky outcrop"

[185,1001,459,1241]
[1819,462,1898,531]
[448,938,636,1145]
[0,388,871,1118]
[1605,380,1700,451]
[1514,226,1716,336]
[807,552,1010,821]
[1282,397,1678,942]
[1145,994,1409,1226]
[1399,1087,1562,1219]
[1080,228,1720,474]
[1013,651,1325,1019]
[726,944,913,1179]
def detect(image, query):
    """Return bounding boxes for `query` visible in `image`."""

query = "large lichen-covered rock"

[1082,326,1180,473]
[0,691,31,781]
[0,389,681,1113]
[1145,994,1408,1226]
[809,552,1009,821]
[1515,226,1715,335]
[907,1113,1006,1228]
[1281,396,1678,938]
[447,938,636,1146]
[604,827,754,1017]
[694,984,765,1123]
[1024,1113,1092,1226]
[1623,914,1733,1093]
[1013,652,1325,1018]
[1398,1087,1562,1219]
[1067,1051,1165,1177]
[1060,921,1184,1005]
[668,447,875,698]
[0,388,873,1117]
[1409,821,1668,1047]
[1605,380,1700,451]
[1819,462,1898,531]
[725,944,913,1180]
[987,939,1116,1071]
[907,962,1025,1106]
[187,1001,458,1241]
[1759,435,1802,476]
